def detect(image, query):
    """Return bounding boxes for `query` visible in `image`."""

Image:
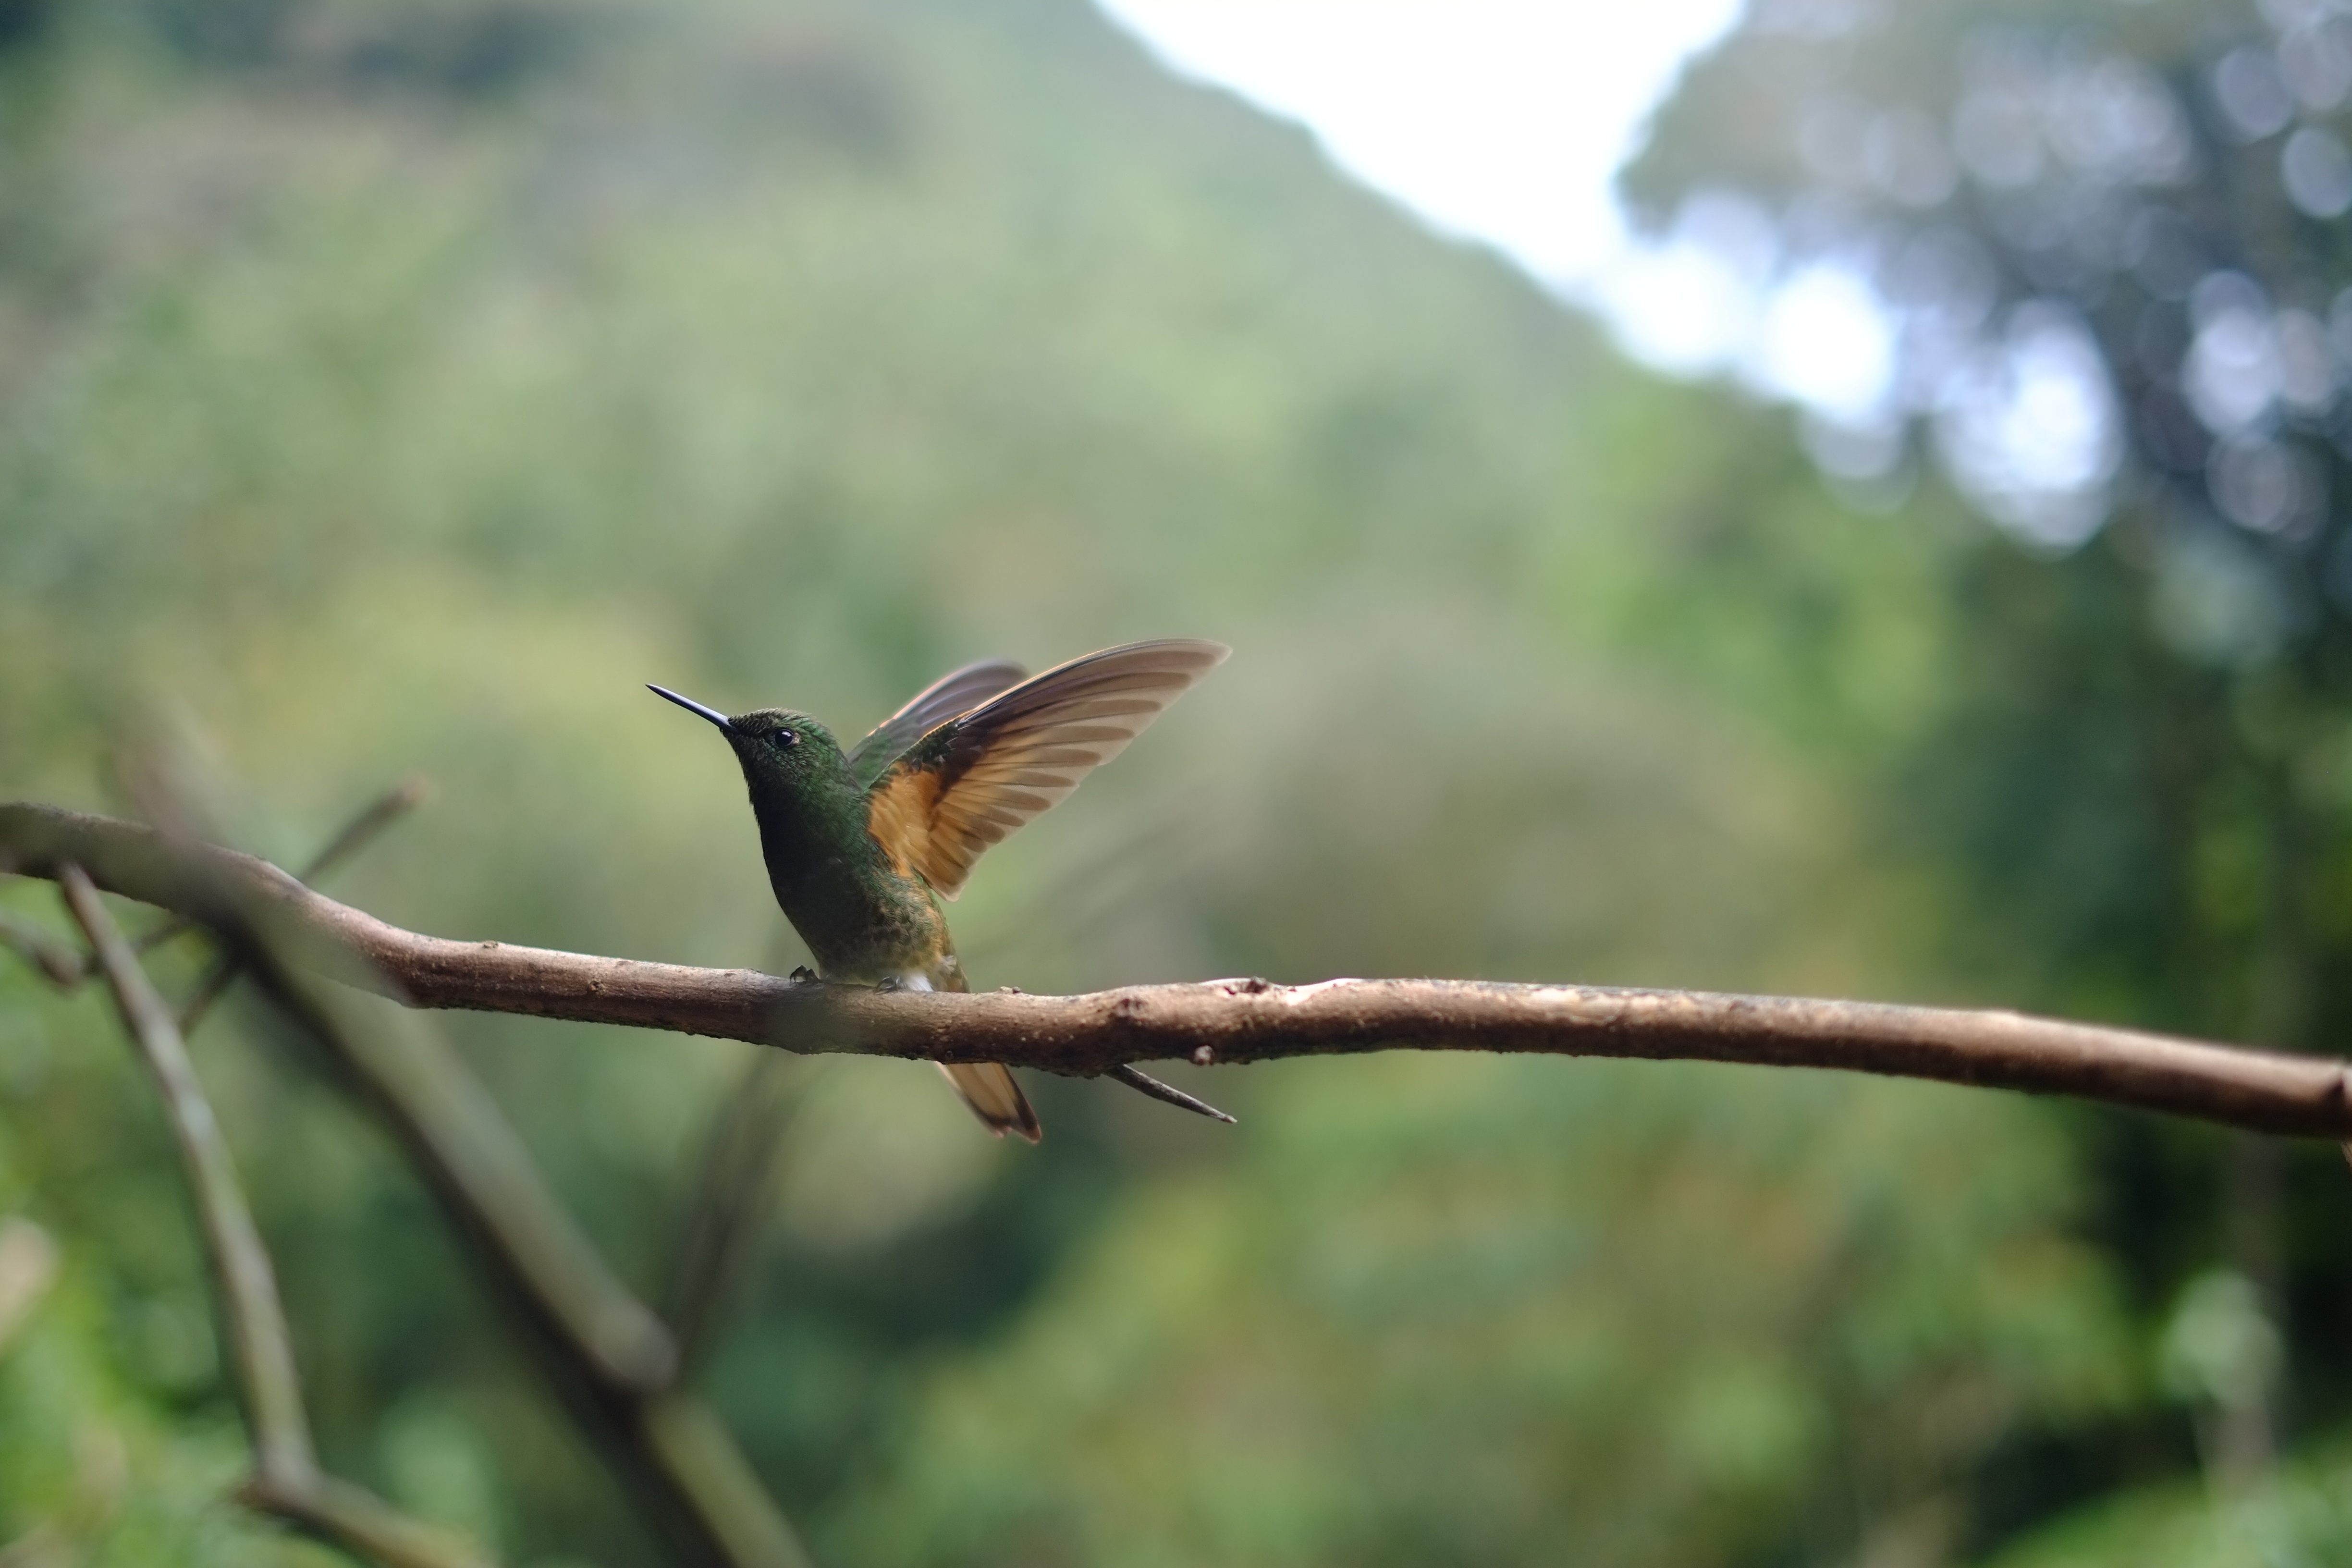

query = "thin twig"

[12,780,430,995]
[258,971,683,1392]
[246,1475,498,1568]
[663,1051,806,1379]
[0,907,84,985]
[6,803,2348,1142]
[177,776,433,1034]
[298,776,439,883]
[81,782,811,1564]
[57,865,490,1568]
[1106,1063,1237,1123]
[132,820,814,1568]
[59,865,314,1485]
[237,960,811,1565]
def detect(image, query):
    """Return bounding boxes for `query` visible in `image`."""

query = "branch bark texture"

[8,802,2348,1141]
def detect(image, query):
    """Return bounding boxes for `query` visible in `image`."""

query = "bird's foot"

[787,965,819,986]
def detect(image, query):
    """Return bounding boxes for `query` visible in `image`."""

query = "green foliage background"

[0,1,2345,1564]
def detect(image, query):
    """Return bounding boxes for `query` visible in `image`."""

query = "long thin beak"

[648,685,734,732]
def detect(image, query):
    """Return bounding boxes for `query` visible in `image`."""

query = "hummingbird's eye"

[772,728,798,748]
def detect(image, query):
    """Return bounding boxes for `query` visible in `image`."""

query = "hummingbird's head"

[717,705,846,785]
[648,686,849,801]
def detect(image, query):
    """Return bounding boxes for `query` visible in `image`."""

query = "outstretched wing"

[846,658,1029,791]
[865,638,1228,900]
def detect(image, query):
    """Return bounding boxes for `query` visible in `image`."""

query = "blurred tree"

[0,0,2301,1563]
[840,1055,2134,1568]
[1625,0,2352,1554]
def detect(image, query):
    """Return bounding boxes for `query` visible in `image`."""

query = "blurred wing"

[865,638,1229,899]
[846,658,1029,790]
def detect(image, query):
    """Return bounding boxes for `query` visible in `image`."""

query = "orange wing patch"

[865,761,943,881]
[863,639,1228,901]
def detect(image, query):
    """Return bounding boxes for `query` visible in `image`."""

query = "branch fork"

[16,799,813,1568]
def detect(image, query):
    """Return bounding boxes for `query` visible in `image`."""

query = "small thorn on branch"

[1106,1062,1237,1125]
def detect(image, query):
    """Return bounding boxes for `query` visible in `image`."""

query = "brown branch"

[216,919,811,1568]
[57,865,492,1568]
[20,797,813,1566]
[7,802,2349,1141]
[57,866,312,1485]
[12,779,429,997]
[177,776,433,1034]
[91,800,818,1568]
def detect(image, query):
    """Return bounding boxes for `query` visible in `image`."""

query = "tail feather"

[937,1061,1042,1143]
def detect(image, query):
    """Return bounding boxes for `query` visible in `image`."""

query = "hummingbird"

[650,638,1228,1142]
